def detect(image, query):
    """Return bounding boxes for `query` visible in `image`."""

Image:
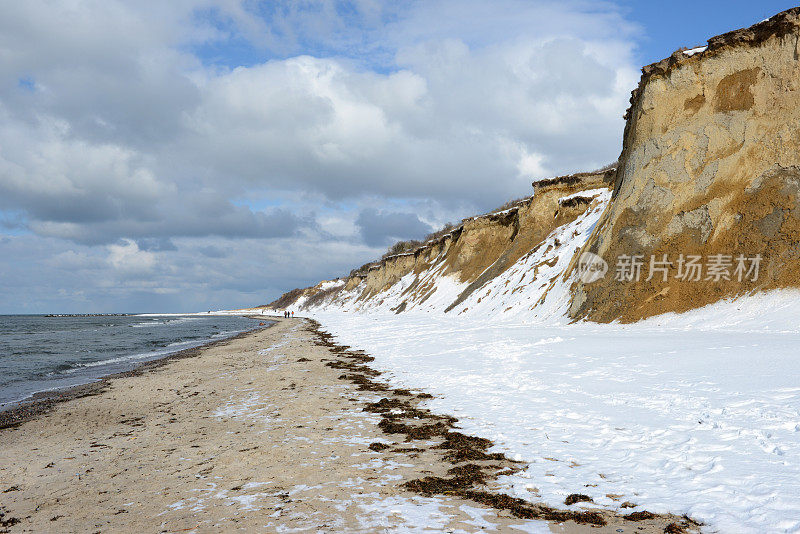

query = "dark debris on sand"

[565,493,593,506]
[0,507,21,532]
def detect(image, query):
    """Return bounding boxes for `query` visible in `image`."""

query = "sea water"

[0,314,267,408]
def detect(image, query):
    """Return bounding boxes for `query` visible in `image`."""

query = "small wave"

[129,316,200,328]
[8,348,58,356]
[63,352,155,371]
[165,339,201,349]
[73,352,158,371]
[45,361,78,376]
[129,321,164,328]
[62,329,248,373]
[212,330,240,338]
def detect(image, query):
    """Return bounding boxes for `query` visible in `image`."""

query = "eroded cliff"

[270,170,612,316]
[569,7,800,322]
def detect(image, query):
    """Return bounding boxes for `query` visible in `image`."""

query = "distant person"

[291,311,294,318]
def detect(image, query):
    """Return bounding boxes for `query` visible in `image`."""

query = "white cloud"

[107,239,156,274]
[175,2,637,206]
[0,0,641,310]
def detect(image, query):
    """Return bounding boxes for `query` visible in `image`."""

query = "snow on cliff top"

[558,187,608,202]
[682,45,708,57]
[317,279,345,291]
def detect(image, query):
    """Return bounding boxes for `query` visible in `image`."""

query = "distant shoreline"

[0,317,274,426]
[43,313,134,317]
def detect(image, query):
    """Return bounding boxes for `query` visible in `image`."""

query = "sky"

[0,0,796,314]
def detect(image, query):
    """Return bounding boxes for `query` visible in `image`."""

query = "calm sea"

[0,314,267,408]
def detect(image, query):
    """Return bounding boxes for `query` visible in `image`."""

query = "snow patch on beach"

[313,292,800,533]
[354,494,550,532]
[212,391,280,425]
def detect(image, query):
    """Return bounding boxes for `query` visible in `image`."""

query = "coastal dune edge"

[0,318,694,533]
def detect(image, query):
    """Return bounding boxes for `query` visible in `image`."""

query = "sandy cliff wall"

[569,8,800,322]
[442,170,612,311]
[354,170,610,313]
[273,170,612,314]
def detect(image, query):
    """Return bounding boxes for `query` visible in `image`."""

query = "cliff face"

[442,169,612,312]
[569,8,800,322]
[269,8,800,324]
[273,170,612,316]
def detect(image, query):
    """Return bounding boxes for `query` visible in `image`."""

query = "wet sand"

[0,318,695,532]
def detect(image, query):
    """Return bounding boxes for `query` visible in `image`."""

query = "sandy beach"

[0,318,695,532]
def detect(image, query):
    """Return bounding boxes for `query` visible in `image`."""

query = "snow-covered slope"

[273,172,613,321]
